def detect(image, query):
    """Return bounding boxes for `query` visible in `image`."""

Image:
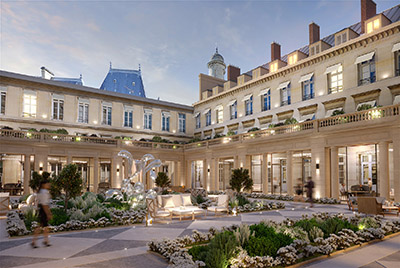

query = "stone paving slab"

[71,239,148,258]
[110,227,184,241]
[0,255,55,268]
[78,252,167,268]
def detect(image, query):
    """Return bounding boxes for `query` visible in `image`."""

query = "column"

[213,158,219,191]
[262,153,268,193]
[233,155,239,169]
[330,147,339,199]
[311,139,328,199]
[286,151,293,196]
[378,141,390,199]
[67,155,72,165]
[393,138,400,202]
[185,160,191,189]
[177,160,183,187]
[23,155,31,195]
[203,159,209,190]
[93,157,99,193]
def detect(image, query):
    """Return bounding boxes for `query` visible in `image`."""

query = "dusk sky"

[1,0,398,105]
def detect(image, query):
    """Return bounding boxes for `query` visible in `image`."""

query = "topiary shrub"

[155,172,171,190]
[152,136,163,143]
[230,168,253,193]
[331,109,345,116]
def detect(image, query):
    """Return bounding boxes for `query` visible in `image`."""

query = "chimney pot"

[271,42,281,62]
[361,0,377,33]
[309,22,320,45]
[227,65,240,82]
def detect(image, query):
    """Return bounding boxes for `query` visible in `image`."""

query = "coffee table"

[382,206,399,216]
[171,207,205,221]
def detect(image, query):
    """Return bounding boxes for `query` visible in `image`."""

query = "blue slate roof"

[51,76,83,86]
[100,67,146,98]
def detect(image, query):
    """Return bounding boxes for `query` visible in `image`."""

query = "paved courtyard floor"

[0,201,399,268]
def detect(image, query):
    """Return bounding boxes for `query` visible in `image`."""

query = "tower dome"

[207,48,226,80]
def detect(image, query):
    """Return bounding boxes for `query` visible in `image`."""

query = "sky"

[1,0,398,105]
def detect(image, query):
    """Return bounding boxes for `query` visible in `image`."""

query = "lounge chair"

[207,194,229,216]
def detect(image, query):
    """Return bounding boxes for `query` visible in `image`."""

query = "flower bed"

[148,213,400,268]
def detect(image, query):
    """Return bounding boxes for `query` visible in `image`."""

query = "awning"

[354,51,375,65]
[202,108,211,115]
[258,115,273,125]
[356,100,376,110]
[214,104,223,111]
[258,88,271,96]
[298,73,314,83]
[227,100,237,106]
[242,94,253,102]
[277,81,290,90]
[214,127,224,134]
[392,42,400,52]
[300,113,315,122]
[193,112,200,118]
[324,63,342,74]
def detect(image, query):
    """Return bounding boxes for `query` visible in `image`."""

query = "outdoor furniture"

[207,194,229,216]
[98,182,110,193]
[146,198,172,222]
[2,183,23,196]
[350,185,371,197]
[382,206,399,217]
[171,207,205,221]
[0,192,10,215]
[157,193,205,221]
[357,197,384,216]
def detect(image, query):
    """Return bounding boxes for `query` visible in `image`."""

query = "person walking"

[305,176,315,208]
[32,179,52,248]
[294,178,304,203]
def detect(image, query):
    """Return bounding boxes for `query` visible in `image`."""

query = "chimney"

[40,66,54,80]
[309,22,320,45]
[227,65,240,82]
[271,42,281,61]
[361,0,377,33]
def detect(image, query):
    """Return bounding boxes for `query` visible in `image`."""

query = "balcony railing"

[0,105,398,151]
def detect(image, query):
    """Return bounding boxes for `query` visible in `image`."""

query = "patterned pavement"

[0,202,399,268]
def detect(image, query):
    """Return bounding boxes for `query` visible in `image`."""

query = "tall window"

[262,90,271,111]
[0,90,6,115]
[230,101,237,119]
[206,110,211,126]
[302,77,314,100]
[396,50,400,76]
[216,108,223,124]
[162,112,170,131]
[23,91,36,118]
[52,95,64,120]
[178,113,186,133]
[366,18,380,34]
[124,106,133,128]
[144,109,152,129]
[280,85,291,106]
[358,57,376,86]
[328,65,343,94]
[195,113,201,129]
[78,100,89,123]
[102,103,112,126]
[245,96,253,116]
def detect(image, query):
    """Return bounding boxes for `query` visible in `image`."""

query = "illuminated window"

[328,65,343,94]
[23,91,37,118]
[358,56,376,86]
[280,85,291,106]
[270,62,278,72]
[367,19,380,33]
[216,108,223,124]
[302,77,314,100]
[288,54,297,65]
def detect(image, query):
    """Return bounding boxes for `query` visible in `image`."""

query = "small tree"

[155,172,171,191]
[53,164,83,212]
[229,168,253,193]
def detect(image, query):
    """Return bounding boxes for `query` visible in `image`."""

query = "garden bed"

[148,213,400,268]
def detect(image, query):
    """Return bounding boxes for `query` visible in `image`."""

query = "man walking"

[305,176,314,208]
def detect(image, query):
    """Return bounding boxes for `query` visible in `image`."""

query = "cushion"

[171,195,182,207]
[207,206,228,212]
[181,194,192,206]
[217,195,228,206]
[157,195,163,207]
[161,196,175,208]
[155,210,171,217]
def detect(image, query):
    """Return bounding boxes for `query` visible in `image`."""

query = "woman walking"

[32,179,52,248]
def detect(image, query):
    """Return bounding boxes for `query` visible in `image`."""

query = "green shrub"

[319,217,357,237]
[188,245,209,261]
[293,218,320,233]
[248,127,260,133]
[236,194,250,207]
[226,130,236,136]
[49,207,70,226]
[357,104,373,111]
[105,198,130,210]
[205,231,238,268]
[55,128,68,135]
[155,172,171,189]
[308,226,324,242]
[234,224,251,247]
[196,194,206,204]
[97,193,105,203]
[358,217,380,229]
[332,109,345,116]
[23,206,38,231]
[284,117,298,125]
[152,136,163,143]
[230,168,253,193]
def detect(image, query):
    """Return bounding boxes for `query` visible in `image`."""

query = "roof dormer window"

[270,62,278,72]
[288,54,297,65]
[367,19,380,33]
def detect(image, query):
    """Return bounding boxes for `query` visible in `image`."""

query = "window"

[302,77,314,100]
[52,95,64,120]
[23,91,36,118]
[395,50,400,76]
[124,106,133,128]
[230,101,237,119]
[216,107,223,124]
[0,90,6,115]
[78,100,89,123]
[280,85,291,106]
[102,102,112,125]
[270,62,278,72]
[315,45,320,54]
[262,90,271,111]
[358,57,376,85]
[178,113,186,133]
[162,111,170,131]
[310,47,315,56]
[144,109,152,129]
[327,65,343,94]
[367,19,380,34]
[195,113,201,129]
[288,54,297,65]
[336,33,347,46]
[245,96,253,116]
[206,110,211,126]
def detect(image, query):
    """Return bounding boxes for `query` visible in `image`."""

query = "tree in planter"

[52,164,83,212]
[229,168,253,193]
[155,172,171,192]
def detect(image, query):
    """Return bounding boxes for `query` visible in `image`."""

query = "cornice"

[194,22,400,108]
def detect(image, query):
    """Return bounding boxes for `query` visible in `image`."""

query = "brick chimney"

[271,42,281,61]
[309,22,320,45]
[227,65,240,82]
[361,0,377,33]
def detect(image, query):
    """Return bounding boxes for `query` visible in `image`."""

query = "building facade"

[1,0,400,201]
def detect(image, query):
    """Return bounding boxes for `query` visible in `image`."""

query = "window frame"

[22,91,37,118]
[102,103,112,126]
[302,77,314,101]
[144,109,152,130]
[178,113,186,133]
[395,50,400,77]
[230,101,237,120]
[262,90,271,111]
[123,106,133,128]
[162,112,170,132]
[205,110,211,126]
[77,101,89,123]
[280,85,291,106]
[195,114,201,129]
[245,96,253,116]
[0,90,6,115]
[52,95,64,121]
[216,108,223,124]
[358,56,376,86]
[327,65,343,94]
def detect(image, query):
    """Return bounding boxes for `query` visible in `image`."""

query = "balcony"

[302,93,315,101]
